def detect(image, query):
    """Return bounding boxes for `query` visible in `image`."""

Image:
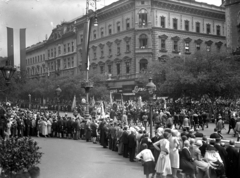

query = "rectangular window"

[93,31,96,39]
[161,39,166,49]
[185,43,190,52]
[126,19,130,30]
[108,65,112,74]
[80,35,83,43]
[161,16,165,28]
[196,44,200,50]
[173,18,178,30]
[64,44,66,53]
[94,52,96,59]
[40,55,42,62]
[216,25,221,36]
[109,48,112,55]
[48,50,50,58]
[51,49,53,57]
[68,58,70,68]
[109,26,112,35]
[173,41,178,51]
[37,56,39,62]
[101,28,104,37]
[54,48,57,57]
[126,62,130,74]
[206,24,211,34]
[117,22,121,32]
[58,46,61,55]
[101,50,104,57]
[72,42,74,52]
[117,46,120,55]
[63,59,67,69]
[116,63,121,75]
[126,44,130,52]
[72,57,74,67]
[196,22,200,33]
[68,43,70,52]
[43,54,45,61]
[185,20,189,31]
[139,13,147,26]
[100,66,104,74]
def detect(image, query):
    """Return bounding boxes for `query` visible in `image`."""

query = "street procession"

[1,0,240,178]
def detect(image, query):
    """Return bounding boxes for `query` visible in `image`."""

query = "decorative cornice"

[153,1,225,20]
[153,27,226,40]
[205,40,213,46]
[114,58,122,63]
[98,61,105,66]
[195,39,203,44]
[124,36,131,43]
[184,37,192,43]
[215,41,223,48]
[106,41,113,47]
[99,43,105,49]
[159,34,168,40]
[106,60,113,65]
[171,36,180,42]
[123,56,132,63]
[115,39,122,45]
[91,45,97,50]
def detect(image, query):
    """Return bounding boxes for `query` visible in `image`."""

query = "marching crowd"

[1,102,240,178]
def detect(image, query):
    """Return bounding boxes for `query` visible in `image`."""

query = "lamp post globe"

[146,77,156,138]
[0,66,16,86]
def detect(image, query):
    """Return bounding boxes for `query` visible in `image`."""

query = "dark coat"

[128,134,136,148]
[214,144,228,172]
[210,132,220,139]
[180,148,195,174]
[226,146,239,178]
[121,131,129,144]
[199,141,208,157]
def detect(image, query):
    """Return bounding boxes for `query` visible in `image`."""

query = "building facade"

[224,0,240,54]
[25,0,226,97]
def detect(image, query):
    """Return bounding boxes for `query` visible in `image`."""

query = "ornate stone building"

[25,0,226,97]
[224,0,240,54]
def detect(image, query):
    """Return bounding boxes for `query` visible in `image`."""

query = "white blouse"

[136,149,155,162]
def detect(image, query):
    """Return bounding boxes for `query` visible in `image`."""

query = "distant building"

[24,0,226,99]
[225,0,240,54]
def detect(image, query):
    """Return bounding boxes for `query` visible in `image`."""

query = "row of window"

[90,44,131,60]
[138,9,222,35]
[159,39,222,53]
[26,54,45,65]
[48,41,75,59]
[80,19,131,42]
[93,62,131,75]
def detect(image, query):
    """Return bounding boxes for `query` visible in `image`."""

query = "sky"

[0,0,222,65]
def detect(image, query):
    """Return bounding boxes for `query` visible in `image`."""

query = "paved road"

[36,137,143,178]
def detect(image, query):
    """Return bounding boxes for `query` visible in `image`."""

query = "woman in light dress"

[41,118,48,137]
[47,118,52,137]
[168,130,180,178]
[153,132,172,178]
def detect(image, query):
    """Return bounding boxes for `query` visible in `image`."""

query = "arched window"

[139,34,148,48]
[139,58,148,71]
[139,9,147,26]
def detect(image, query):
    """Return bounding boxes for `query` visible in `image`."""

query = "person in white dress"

[47,118,52,137]
[169,130,180,178]
[41,118,48,137]
[153,132,172,178]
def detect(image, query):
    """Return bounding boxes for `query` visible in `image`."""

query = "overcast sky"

[0,0,222,65]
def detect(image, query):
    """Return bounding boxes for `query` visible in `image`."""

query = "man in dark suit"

[128,130,137,162]
[214,138,228,173]
[226,140,239,178]
[199,136,208,157]
[121,126,129,158]
[210,128,220,139]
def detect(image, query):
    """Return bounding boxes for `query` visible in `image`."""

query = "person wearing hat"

[226,140,239,178]
[192,140,211,178]
[210,128,221,139]
[204,140,225,178]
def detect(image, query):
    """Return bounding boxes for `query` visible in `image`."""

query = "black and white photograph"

[0,0,240,178]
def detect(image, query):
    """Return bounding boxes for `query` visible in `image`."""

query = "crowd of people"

[1,101,240,178]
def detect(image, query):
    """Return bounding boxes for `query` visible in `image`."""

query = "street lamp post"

[55,86,62,116]
[0,65,16,87]
[146,77,156,138]
[81,0,99,120]
[28,94,31,110]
